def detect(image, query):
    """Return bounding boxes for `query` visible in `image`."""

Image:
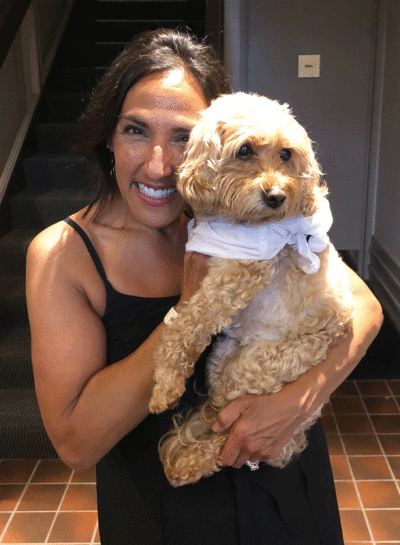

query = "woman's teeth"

[135,183,176,199]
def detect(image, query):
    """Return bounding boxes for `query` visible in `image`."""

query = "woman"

[26,29,382,544]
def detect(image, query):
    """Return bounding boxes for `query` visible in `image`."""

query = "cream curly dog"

[149,92,353,487]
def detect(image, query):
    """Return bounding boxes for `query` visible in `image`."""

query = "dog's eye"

[237,144,254,160]
[280,149,292,162]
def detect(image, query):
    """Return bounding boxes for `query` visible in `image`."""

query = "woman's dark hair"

[74,28,232,220]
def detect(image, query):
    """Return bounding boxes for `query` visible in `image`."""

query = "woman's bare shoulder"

[28,214,91,267]
[27,217,95,290]
[29,220,70,253]
[27,214,107,317]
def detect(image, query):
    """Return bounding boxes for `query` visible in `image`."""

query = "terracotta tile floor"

[0,379,399,544]
[325,379,400,544]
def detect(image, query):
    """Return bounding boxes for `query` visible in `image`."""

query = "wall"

[369,0,400,330]
[225,0,377,253]
[224,0,400,329]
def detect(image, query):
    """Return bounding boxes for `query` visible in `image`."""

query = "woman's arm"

[27,225,207,472]
[212,264,383,468]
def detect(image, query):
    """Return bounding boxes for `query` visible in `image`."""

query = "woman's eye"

[176,134,190,144]
[280,149,291,162]
[237,144,253,159]
[122,125,144,136]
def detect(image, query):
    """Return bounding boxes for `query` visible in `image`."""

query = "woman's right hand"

[178,251,209,305]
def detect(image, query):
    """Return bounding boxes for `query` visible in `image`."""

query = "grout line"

[353,380,400,541]
[0,459,41,544]
[331,381,376,544]
[44,468,75,544]
[1,379,398,545]
[1,510,99,514]
[358,380,400,496]
[387,380,400,412]
[382,380,400,497]
[90,518,99,544]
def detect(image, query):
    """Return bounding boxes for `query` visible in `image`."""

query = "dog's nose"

[264,189,286,209]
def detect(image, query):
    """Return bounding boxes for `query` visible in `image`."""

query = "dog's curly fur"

[148,92,353,487]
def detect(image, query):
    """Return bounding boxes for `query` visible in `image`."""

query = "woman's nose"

[145,144,173,179]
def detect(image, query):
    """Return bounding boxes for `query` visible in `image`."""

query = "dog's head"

[178,92,327,223]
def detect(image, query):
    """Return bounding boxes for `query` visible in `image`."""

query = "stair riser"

[0,231,38,275]
[94,20,205,42]
[0,298,29,329]
[35,123,79,155]
[0,254,28,276]
[0,426,58,458]
[46,93,90,123]
[56,42,126,67]
[0,276,28,329]
[0,0,207,462]
[23,156,93,193]
[10,192,93,229]
[0,359,34,389]
[46,67,104,94]
[0,329,33,388]
[0,389,57,458]
[95,1,206,21]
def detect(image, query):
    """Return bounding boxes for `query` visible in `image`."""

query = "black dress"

[65,218,344,545]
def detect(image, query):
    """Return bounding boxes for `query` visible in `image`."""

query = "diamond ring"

[246,460,260,471]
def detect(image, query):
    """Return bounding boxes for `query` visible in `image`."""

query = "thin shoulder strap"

[64,217,107,282]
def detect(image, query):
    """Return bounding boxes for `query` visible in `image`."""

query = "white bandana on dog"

[186,198,333,274]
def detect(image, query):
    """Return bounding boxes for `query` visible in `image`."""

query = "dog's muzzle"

[263,188,286,209]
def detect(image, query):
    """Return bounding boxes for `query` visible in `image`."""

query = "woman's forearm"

[214,266,383,467]
[49,322,166,472]
[295,266,383,419]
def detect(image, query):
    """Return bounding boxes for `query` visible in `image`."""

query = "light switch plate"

[298,55,320,78]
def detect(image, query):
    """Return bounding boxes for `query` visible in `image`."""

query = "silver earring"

[110,153,115,179]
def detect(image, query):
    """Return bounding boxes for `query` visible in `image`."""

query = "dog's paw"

[163,442,222,487]
[148,382,185,414]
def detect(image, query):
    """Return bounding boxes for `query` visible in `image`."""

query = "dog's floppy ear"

[301,157,328,216]
[302,183,328,216]
[177,118,223,212]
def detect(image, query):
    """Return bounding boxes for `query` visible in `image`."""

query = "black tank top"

[63,217,343,545]
[64,216,179,365]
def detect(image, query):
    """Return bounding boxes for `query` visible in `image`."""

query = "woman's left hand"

[212,386,305,469]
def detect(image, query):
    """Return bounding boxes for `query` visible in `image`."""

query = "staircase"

[0,0,206,459]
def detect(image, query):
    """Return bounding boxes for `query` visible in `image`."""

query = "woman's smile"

[132,182,178,207]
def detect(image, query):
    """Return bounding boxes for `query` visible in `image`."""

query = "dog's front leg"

[159,399,229,486]
[149,258,276,414]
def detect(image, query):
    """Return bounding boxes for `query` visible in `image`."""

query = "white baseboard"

[369,236,400,333]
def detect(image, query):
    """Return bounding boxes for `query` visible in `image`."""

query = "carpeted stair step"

[45,93,91,122]
[0,276,29,329]
[95,19,205,42]
[9,188,93,229]
[96,0,206,21]
[0,229,39,275]
[0,388,58,458]
[34,122,79,155]
[0,0,208,462]
[23,154,93,193]
[0,328,33,389]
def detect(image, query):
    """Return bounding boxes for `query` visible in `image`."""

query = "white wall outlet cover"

[298,55,320,77]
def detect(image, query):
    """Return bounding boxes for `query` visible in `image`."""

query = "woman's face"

[110,69,208,230]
